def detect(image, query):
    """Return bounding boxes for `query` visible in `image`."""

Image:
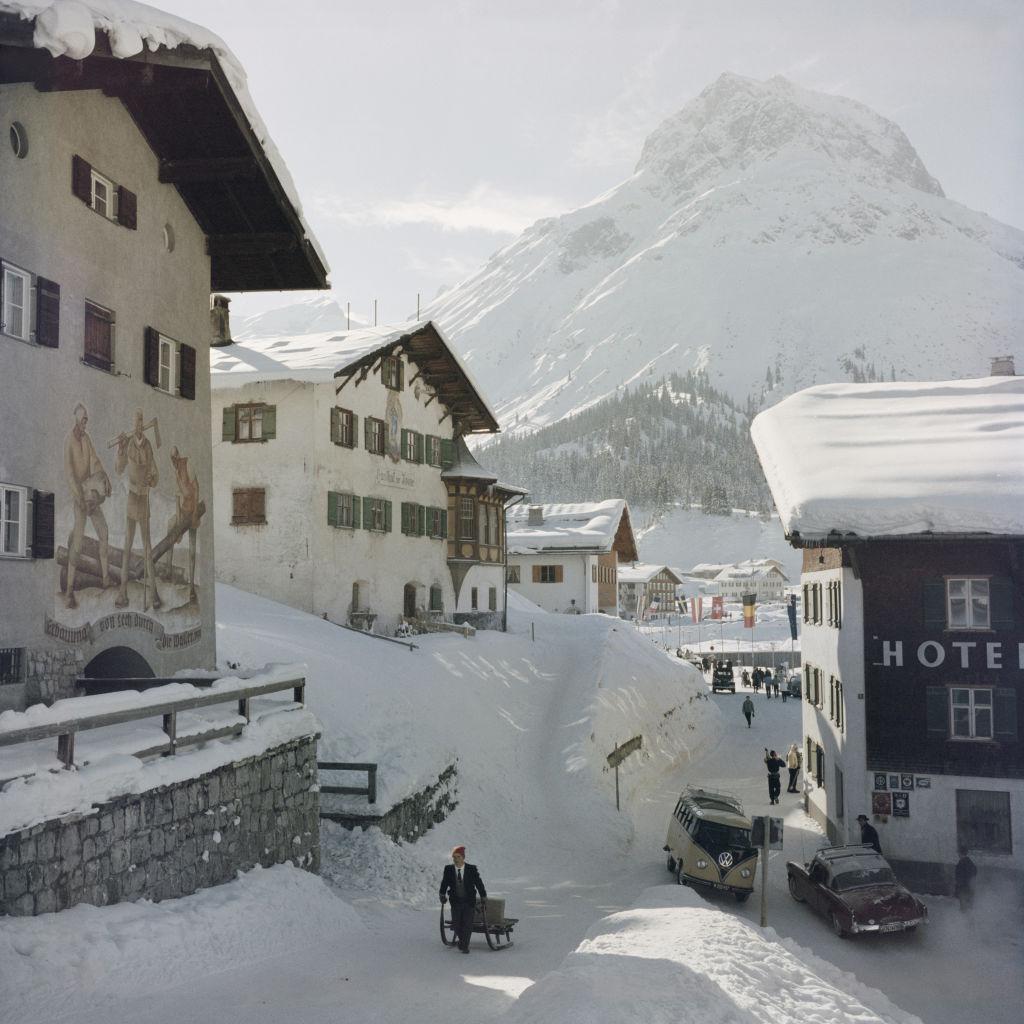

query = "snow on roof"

[751,376,1024,540]
[506,500,629,555]
[714,563,788,582]
[1,0,327,273]
[617,563,681,585]
[688,562,732,575]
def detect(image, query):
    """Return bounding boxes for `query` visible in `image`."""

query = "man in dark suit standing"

[439,845,487,953]
[857,814,882,854]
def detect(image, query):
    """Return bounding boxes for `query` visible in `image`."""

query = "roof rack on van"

[683,786,745,816]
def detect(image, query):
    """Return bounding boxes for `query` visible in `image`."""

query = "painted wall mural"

[48,402,205,648]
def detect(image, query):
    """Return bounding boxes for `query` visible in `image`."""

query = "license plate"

[712,883,730,891]
[879,921,906,933]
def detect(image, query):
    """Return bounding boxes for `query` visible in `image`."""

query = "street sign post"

[606,735,643,810]
[751,815,784,927]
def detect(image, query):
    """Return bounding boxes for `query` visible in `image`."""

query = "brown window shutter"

[31,490,55,559]
[72,155,92,203]
[555,565,564,583]
[117,186,137,230]
[35,277,60,348]
[532,565,541,583]
[179,343,196,400]
[143,326,160,386]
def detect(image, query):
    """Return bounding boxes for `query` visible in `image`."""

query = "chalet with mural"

[506,501,637,616]
[210,320,524,633]
[0,9,327,709]
[752,367,1024,892]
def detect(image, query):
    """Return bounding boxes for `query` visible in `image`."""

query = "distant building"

[713,559,790,601]
[211,321,523,633]
[617,564,684,619]
[0,9,325,708]
[752,376,1024,893]
[688,562,733,580]
[506,501,638,615]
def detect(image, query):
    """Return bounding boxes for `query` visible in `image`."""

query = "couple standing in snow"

[763,744,801,803]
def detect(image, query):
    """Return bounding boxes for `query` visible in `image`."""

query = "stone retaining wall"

[0,734,319,916]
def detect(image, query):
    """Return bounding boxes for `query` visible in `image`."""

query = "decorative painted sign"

[375,465,416,490]
[889,774,900,790]
[916,777,931,789]
[385,390,402,463]
[892,792,910,817]
[874,773,888,790]
[900,774,915,790]
[872,791,892,816]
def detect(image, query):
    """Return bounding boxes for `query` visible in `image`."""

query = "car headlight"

[740,868,751,878]
[696,859,708,869]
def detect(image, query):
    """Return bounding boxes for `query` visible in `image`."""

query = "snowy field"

[1,586,1019,1024]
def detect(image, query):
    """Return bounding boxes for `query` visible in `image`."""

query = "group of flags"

[644,591,799,636]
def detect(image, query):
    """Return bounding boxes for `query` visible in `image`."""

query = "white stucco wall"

[212,354,467,634]
[508,552,600,614]
[0,85,216,697]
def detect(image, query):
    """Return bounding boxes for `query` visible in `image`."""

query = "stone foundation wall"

[0,734,319,916]
[453,610,502,632]
[0,644,84,712]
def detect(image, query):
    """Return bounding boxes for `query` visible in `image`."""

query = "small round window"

[162,223,175,252]
[9,121,28,158]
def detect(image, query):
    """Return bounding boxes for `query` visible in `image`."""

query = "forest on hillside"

[478,372,773,513]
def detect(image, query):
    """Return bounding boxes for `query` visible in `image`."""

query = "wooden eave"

[787,530,1024,549]
[0,17,327,293]
[333,322,500,435]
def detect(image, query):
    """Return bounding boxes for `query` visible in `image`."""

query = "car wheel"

[787,875,804,902]
[667,854,677,874]
[829,911,848,939]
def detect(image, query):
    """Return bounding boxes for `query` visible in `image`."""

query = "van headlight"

[740,868,751,878]
[696,859,708,869]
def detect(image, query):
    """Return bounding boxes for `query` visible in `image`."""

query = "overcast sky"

[166,0,1024,323]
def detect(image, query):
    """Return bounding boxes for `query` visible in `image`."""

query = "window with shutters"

[83,301,115,371]
[538,565,561,583]
[366,497,388,533]
[950,687,994,740]
[329,492,357,529]
[402,429,422,463]
[426,435,443,467]
[231,487,266,525]
[507,565,521,584]
[0,647,24,687]
[1,262,30,341]
[471,587,478,610]
[72,157,137,229]
[381,355,403,390]
[91,169,117,220]
[366,417,386,455]
[956,789,1012,854]
[236,404,264,442]
[459,496,476,540]
[0,483,28,556]
[488,587,497,612]
[429,585,443,612]
[157,334,181,395]
[947,578,990,630]
[332,407,356,448]
[427,506,446,539]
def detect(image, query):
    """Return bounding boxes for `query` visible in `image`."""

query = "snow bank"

[499,885,923,1024]
[0,864,360,1024]
[751,376,1024,539]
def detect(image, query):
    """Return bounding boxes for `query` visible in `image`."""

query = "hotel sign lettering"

[873,640,1024,670]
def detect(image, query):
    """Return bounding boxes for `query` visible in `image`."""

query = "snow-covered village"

[1,2,1022,1022]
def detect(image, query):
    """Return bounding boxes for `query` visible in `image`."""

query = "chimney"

[990,355,1015,377]
[528,505,544,527]
[210,294,233,347]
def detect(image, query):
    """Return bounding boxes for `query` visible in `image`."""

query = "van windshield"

[695,821,752,854]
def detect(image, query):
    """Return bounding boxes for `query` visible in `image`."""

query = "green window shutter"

[441,438,455,468]
[327,491,338,527]
[441,508,448,538]
[222,406,236,442]
[417,504,426,536]
[401,501,411,535]
[401,428,410,460]
[994,688,1018,742]
[925,686,948,739]
[397,359,404,390]
[262,405,277,440]
[922,581,946,629]
[990,578,1015,630]
[384,500,393,532]
[362,496,373,529]
[350,413,359,449]
[352,494,361,529]
[331,407,341,444]
[415,433,424,464]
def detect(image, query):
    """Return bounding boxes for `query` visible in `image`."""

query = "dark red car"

[786,845,927,937]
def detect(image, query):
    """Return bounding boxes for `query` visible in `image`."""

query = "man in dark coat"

[764,749,786,804]
[856,814,882,854]
[954,847,977,912]
[439,844,487,953]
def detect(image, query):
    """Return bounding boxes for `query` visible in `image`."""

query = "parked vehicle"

[664,787,758,901]
[786,672,802,697]
[786,846,928,937]
[711,663,735,693]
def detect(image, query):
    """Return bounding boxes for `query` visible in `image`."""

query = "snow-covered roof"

[714,563,788,583]
[751,376,1024,541]
[506,500,636,558]
[617,563,682,585]
[688,562,732,577]
[211,320,500,433]
[0,0,327,290]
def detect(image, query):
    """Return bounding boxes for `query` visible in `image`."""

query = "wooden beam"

[159,157,258,183]
[206,232,297,256]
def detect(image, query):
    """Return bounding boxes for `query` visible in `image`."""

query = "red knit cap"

[451,845,466,857]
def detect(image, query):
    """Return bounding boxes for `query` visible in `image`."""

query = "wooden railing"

[0,677,306,769]
[319,761,377,805]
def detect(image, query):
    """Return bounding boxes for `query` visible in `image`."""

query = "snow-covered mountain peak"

[635,73,944,202]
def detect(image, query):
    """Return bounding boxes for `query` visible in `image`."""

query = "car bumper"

[851,916,927,934]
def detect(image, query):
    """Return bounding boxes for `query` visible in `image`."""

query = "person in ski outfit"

[764,749,786,804]
[786,743,801,792]
[742,696,755,728]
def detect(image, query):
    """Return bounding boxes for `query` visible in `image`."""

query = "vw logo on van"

[718,851,734,868]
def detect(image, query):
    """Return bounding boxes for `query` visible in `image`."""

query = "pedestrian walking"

[954,847,977,912]
[439,845,487,953]
[786,743,801,792]
[856,814,882,854]
[752,667,763,692]
[742,695,755,728]
[772,678,780,698]
[741,669,750,687]
[764,749,786,804]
